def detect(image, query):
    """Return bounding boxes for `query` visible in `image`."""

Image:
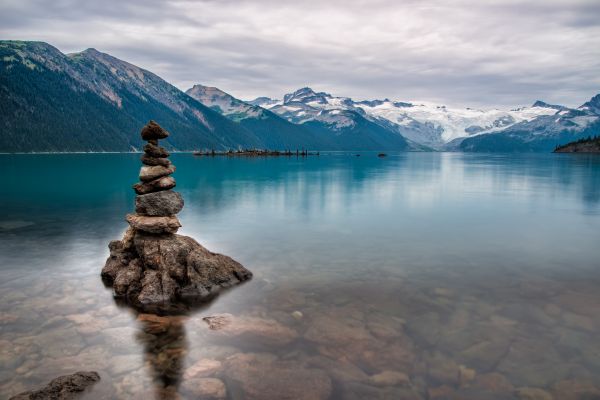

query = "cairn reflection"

[135,314,188,399]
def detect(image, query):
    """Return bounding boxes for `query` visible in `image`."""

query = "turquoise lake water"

[1,152,600,399]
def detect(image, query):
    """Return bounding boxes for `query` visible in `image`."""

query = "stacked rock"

[101,121,252,313]
[127,121,183,235]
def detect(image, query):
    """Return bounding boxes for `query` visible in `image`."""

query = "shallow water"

[1,152,600,399]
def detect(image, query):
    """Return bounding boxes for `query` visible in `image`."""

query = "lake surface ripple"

[1,152,599,399]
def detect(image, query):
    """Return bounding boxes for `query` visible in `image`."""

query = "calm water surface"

[1,153,599,399]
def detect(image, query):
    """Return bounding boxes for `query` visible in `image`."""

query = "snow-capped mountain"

[250,87,359,129]
[457,94,600,152]
[251,87,562,149]
[186,85,266,121]
[194,85,413,151]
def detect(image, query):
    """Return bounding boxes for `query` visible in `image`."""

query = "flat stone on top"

[141,120,169,140]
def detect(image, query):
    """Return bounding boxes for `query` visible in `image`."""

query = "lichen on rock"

[101,120,252,313]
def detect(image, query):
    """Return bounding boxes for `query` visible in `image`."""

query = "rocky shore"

[101,121,252,312]
[9,371,100,400]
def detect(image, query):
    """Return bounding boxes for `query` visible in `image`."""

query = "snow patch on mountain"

[251,88,562,148]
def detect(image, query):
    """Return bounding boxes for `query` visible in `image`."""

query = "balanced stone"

[102,232,252,311]
[141,120,169,140]
[136,190,184,216]
[141,154,172,167]
[126,214,181,234]
[133,176,176,195]
[139,164,176,182]
[102,120,252,312]
[144,142,170,158]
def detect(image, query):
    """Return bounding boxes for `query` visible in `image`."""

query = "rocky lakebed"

[2,263,600,400]
[1,151,599,399]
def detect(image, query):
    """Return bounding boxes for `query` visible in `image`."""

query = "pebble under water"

[1,152,600,399]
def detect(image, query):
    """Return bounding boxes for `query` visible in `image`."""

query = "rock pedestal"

[101,120,252,312]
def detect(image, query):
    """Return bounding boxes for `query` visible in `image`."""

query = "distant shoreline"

[553,136,600,154]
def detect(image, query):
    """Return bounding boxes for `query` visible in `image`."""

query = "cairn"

[101,121,252,312]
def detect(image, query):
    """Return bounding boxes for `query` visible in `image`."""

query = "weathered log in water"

[193,149,320,157]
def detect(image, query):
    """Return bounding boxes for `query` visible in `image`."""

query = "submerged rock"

[201,313,298,347]
[224,353,332,400]
[181,377,226,399]
[10,371,100,400]
[102,121,252,312]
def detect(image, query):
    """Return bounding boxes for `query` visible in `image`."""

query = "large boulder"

[10,371,100,400]
[135,191,184,216]
[103,120,252,313]
[102,231,252,312]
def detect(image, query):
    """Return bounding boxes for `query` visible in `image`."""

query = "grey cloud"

[1,0,599,108]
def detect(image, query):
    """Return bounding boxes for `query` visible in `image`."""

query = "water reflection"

[136,315,187,399]
[1,153,600,399]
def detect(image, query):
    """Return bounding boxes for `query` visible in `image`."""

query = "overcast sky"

[2,0,599,108]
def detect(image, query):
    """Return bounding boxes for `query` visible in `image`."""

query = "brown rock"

[425,351,460,385]
[133,176,175,195]
[140,120,169,140]
[428,385,456,399]
[136,313,173,334]
[181,377,226,399]
[135,190,184,216]
[472,372,514,392]
[9,371,100,400]
[304,355,370,383]
[126,214,181,234]
[551,380,600,400]
[144,142,170,158]
[202,313,298,346]
[141,154,172,167]
[304,315,372,344]
[139,164,176,182]
[370,370,410,386]
[496,339,570,387]
[102,232,252,312]
[183,358,222,379]
[338,381,423,400]
[224,353,332,400]
[458,365,476,386]
[516,387,554,400]
[113,258,142,296]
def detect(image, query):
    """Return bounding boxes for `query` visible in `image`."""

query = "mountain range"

[1,40,598,153]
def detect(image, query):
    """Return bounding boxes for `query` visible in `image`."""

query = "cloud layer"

[2,0,599,107]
